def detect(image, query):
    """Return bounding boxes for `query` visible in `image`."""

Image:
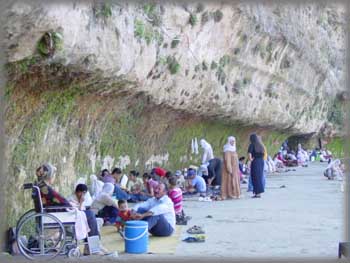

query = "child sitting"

[167,176,187,225]
[115,200,132,233]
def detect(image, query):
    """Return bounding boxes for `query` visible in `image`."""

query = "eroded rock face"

[5,1,346,134]
[2,1,347,226]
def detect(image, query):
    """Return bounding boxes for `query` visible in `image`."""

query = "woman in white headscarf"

[221,136,241,200]
[91,183,119,224]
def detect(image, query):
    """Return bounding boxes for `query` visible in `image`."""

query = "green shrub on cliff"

[37,32,63,57]
[167,56,180,74]
[189,14,198,26]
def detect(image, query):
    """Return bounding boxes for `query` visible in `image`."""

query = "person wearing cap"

[150,167,167,183]
[185,168,206,196]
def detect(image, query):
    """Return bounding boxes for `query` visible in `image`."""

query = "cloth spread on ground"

[99,225,182,254]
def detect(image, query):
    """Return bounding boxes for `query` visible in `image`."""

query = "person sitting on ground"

[126,170,149,202]
[91,182,119,225]
[131,183,175,237]
[320,148,333,163]
[111,168,129,199]
[163,171,173,185]
[324,159,343,180]
[90,174,104,200]
[239,157,248,175]
[308,148,318,162]
[67,184,108,255]
[274,153,285,169]
[266,156,277,173]
[285,151,298,167]
[100,169,115,184]
[167,176,186,224]
[296,143,309,167]
[115,200,132,233]
[184,168,207,196]
[276,151,287,166]
[151,167,167,182]
[143,172,159,198]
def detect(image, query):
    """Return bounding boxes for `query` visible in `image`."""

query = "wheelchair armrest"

[23,183,33,189]
[43,206,72,211]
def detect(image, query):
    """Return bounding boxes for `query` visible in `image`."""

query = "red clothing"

[153,167,166,177]
[115,210,132,228]
[168,187,183,215]
[38,180,71,207]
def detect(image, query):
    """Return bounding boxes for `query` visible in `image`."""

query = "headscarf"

[249,133,264,154]
[200,139,211,150]
[37,163,57,181]
[223,136,236,152]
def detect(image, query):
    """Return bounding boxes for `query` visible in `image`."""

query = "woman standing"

[248,133,265,198]
[221,136,241,200]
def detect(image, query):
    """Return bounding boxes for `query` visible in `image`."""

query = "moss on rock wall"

[325,137,346,159]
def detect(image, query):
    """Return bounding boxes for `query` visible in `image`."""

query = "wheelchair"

[15,183,82,260]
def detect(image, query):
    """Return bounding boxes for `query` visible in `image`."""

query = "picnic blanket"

[100,225,182,254]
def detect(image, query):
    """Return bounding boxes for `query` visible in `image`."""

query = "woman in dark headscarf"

[248,133,265,198]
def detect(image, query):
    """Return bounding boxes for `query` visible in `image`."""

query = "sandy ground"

[1,162,344,261]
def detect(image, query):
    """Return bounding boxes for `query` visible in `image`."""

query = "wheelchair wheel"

[68,247,81,258]
[16,209,36,236]
[16,212,66,260]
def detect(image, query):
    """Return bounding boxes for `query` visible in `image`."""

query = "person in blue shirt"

[185,168,207,196]
[131,183,175,237]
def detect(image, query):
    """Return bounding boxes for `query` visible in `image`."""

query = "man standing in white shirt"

[131,183,175,237]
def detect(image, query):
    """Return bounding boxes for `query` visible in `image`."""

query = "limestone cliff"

[2,1,347,226]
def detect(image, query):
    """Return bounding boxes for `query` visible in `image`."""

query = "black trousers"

[206,158,222,186]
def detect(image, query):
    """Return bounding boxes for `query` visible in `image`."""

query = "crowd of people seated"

[30,136,343,256]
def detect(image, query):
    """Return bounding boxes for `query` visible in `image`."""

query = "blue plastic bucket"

[124,220,149,254]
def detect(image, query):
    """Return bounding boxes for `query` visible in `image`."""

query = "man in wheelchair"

[35,163,108,256]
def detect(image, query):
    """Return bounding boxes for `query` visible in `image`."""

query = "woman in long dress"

[221,136,241,199]
[248,133,265,198]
